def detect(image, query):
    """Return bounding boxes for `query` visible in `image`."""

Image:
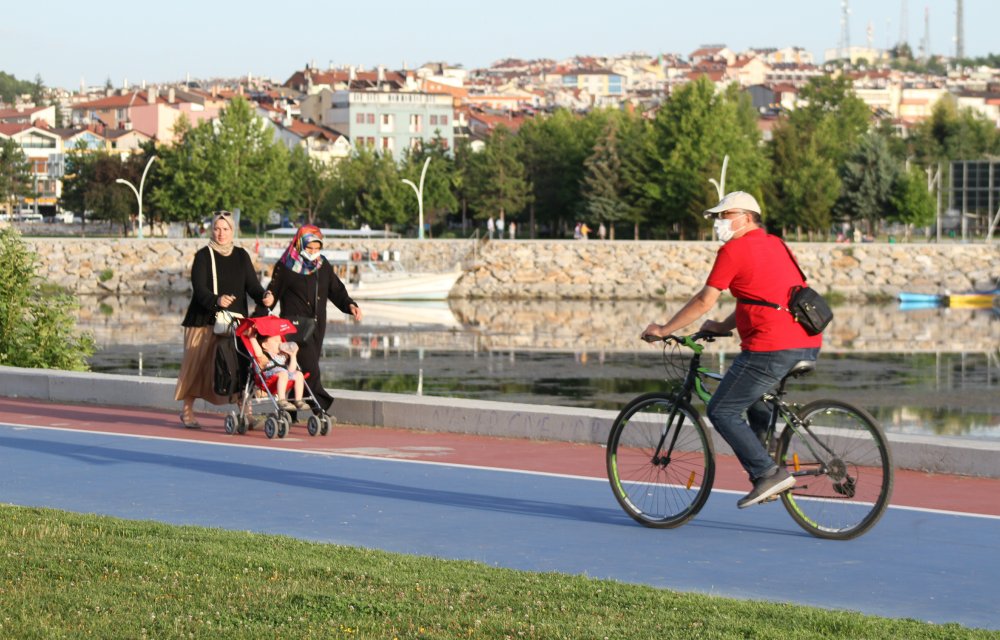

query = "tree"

[285,147,335,226]
[646,77,768,239]
[579,117,631,239]
[518,109,590,237]
[766,120,840,238]
[888,167,936,239]
[835,132,900,234]
[0,138,31,216]
[0,226,94,370]
[60,144,141,235]
[908,96,1000,164]
[151,98,290,232]
[465,126,531,224]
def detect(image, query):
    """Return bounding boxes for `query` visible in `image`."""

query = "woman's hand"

[262,291,274,307]
[218,294,236,308]
[349,304,363,322]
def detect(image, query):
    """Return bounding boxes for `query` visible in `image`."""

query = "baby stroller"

[223,315,334,439]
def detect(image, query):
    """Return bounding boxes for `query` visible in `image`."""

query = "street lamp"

[402,157,431,239]
[116,154,157,238]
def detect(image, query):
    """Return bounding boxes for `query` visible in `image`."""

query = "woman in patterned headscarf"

[176,211,273,428]
[266,225,362,413]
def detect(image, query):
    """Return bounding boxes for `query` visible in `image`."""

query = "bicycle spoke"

[607,394,714,528]
[779,400,893,540]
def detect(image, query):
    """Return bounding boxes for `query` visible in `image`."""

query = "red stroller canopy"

[236,315,298,338]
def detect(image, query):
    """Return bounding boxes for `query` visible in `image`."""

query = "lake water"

[81,295,1000,442]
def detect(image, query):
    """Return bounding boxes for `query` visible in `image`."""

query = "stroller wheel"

[307,415,321,437]
[277,417,290,439]
[320,415,333,436]
[280,409,294,425]
[264,416,278,439]
[236,415,248,435]
[224,412,239,435]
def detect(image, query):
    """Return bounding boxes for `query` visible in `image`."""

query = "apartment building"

[302,89,454,155]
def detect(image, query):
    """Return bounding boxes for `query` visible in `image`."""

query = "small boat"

[259,247,461,301]
[946,292,997,309]
[897,292,945,304]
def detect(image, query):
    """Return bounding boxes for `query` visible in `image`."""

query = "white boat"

[259,247,461,301]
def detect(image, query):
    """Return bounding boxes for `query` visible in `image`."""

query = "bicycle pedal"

[761,494,781,503]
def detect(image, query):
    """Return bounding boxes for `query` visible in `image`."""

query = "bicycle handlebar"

[642,330,733,344]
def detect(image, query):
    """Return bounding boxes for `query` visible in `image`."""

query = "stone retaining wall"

[22,236,1000,300]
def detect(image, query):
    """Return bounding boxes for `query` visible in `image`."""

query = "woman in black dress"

[175,211,273,427]
[266,225,362,412]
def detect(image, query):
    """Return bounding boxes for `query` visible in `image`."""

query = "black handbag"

[286,271,319,345]
[737,241,833,336]
[287,316,317,344]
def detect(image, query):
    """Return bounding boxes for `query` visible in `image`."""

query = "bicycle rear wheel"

[777,399,893,540]
[607,393,715,528]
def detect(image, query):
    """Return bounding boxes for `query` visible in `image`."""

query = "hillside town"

[1,41,999,224]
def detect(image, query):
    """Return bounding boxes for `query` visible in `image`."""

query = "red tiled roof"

[0,122,33,136]
[72,93,154,110]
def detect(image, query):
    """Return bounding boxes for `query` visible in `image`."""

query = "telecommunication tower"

[919,6,931,61]
[955,0,964,59]
[839,0,851,61]
[899,0,908,48]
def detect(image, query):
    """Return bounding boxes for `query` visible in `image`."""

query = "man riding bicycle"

[641,191,822,509]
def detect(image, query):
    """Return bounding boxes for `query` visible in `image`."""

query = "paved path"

[2,398,999,630]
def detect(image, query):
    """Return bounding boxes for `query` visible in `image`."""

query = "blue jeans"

[706,348,820,481]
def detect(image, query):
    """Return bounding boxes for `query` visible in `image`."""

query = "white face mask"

[713,218,735,243]
[302,250,321,262]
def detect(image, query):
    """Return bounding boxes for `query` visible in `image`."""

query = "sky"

[2,0,996,91]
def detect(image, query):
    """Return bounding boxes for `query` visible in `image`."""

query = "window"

[409,114,422,133]
[356,113,364,124]
[430,115,438,125]
[382,137,394,152]
[440,115,448,125]
[367,113,375,124]
[367,136,375,147]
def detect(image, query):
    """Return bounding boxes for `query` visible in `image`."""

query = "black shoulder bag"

[737,241,833,336]
[287,272,319,345]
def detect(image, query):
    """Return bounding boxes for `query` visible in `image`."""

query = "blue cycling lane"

[1,423,998,631]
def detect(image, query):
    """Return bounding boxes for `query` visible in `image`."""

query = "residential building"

[0,123,63,215]
[302,89,454,155]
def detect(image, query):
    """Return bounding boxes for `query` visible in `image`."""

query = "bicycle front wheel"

[777,399,894,540]
[607,393,715,528]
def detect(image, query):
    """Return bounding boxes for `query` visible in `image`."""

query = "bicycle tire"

[607,393,715,528]
[777,399,894,540]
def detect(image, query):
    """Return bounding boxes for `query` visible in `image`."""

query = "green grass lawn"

[0,505,995,639]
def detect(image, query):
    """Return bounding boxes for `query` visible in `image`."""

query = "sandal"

[277,399,296,411]
[179,412,201,429]
[294,400,310,411]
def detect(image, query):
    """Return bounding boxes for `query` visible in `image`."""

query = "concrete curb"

[2,365,998,478]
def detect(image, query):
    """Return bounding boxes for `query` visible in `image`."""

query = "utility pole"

[840,0,852,63]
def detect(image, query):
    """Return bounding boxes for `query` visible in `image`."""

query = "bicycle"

[606,331,894,540]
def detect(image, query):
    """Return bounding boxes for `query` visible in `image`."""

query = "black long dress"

[267,259,358,411]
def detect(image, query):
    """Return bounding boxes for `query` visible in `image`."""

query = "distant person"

[487,216,495,239]
[175,211,272,428]
[574,222,583,240]
[598,222,607,241]
[496,216,505,239]
[641,192,821,509]
[581,223,591,240]
[509,220,517,240]
[266,225,362,413]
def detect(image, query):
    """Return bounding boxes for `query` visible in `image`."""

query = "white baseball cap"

[704,191,761,218]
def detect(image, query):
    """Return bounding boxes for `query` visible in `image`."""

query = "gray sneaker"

[737,467,795,509]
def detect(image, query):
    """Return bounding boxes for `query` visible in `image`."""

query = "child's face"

[262,335,282,352]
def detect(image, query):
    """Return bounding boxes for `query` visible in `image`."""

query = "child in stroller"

[225,315,334,439]
[249,331,307,412]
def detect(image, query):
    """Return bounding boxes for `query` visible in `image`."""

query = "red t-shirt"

[706,229,823,352]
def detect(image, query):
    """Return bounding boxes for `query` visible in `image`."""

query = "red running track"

[1,398,997,517]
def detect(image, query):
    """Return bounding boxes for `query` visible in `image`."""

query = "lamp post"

[402,157,431,239]
[116,154,156,238]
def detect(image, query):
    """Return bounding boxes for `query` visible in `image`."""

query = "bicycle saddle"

[786,360,816,379]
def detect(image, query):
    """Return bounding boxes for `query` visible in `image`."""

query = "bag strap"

[736,236,806,311]
[208,247,218,296]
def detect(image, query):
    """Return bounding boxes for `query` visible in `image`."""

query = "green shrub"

[0,227,95,370]
[98,268,114,282]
